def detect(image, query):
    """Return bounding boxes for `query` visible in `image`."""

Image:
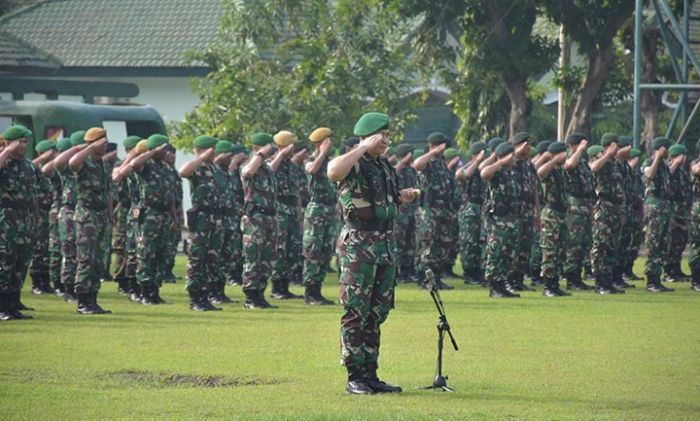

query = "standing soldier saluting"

[328,112,418,395]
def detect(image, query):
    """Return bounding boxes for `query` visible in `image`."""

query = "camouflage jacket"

[135,160,174,211]
[642,159,670,201]
[397,165,418,210]
[485,167,517,216]
[213,164,236,216]
[0,157,37,209]
[542,167,567,210]
[338,154,399,222]
[513,159,539,205]
[565,159,595,200]
[308,153,336,205]
[73,157,109,210]
[242,156,276,211]
[274,158,298,211]
[461,165,485,206]
[34,163,53,211]
[594,160,625,204]
[668,164,692,206]
[290,161,310,207]
[629,167,645,210]
[419,158,454,208]
[58,166,77,208]
[49,171,62,210]
[186,162,224,212]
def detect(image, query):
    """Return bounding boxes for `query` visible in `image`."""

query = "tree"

[171,0,421,149]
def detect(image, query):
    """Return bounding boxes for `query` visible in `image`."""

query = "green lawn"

[1,257,699,420]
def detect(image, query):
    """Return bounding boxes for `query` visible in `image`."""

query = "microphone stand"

[420,269,459,392]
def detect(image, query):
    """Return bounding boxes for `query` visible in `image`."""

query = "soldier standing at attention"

[624,147,645,281]
[290,142,310,285]
[688,142,700,291]
[443,148,462,278]
[664,144,692,282]
[224,144,247,287]
[68,128,112,314]
[456,141,487,286]
[162,144,183,284]
[240,133,277,309]
[393,143,419,283]
[44,138,72,295]
[179,135,226,311]
[302,127,336,305]
[328,111,418,395]
[0,125,37,321]
[100,143,118,283]
[269,131,303,300]
[412,132,453,289]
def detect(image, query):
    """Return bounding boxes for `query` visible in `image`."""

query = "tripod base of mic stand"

[419,375,454,392]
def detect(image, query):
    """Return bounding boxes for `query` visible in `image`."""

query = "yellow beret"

[309,127,331,143]
[84,127,107,142]
[0,135,5,146]
[273,130,298,147]
[135,139,149,154]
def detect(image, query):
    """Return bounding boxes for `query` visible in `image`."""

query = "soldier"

[664,144,692,282]
[45,139,72,295]
[269,131,303,300]
[290,142,310,285]
[610,136,635,290]
[456,141,487,285]
[688,142,700,291]
[481,142,520,298]
[179,135,226,311]
[528,141,553,287]
[29,139,58,295]
[562,133,594,290]
[624,147,645,281]
[302,127,336,305]
[223,144,246,287]
[162,144,183,284]
[412,132,454,289]
[328,111,417,395]
[239,133,278,309]
[0,125,38,321]
[443,147,461,278]
[393,143,419,283]
[67,127,112,314]
[100,143,118,282]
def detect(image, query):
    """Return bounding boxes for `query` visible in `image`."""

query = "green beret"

[669,144,687,157]
[652,137,670,150]
[56,138,73,152]
[617,136,633,147]
[469,141,487,155]
[495,142,514,158]
[600,133,618,147]
[536,140,553,155]
[70,130,86,146]
[547,142,567,155]
[194,135,219,149]
[464,151,473,161]
[353,112,390,137]
[629,148,642,159]
[231,144,247,155]
[444,147,460,160]
[3,124,32,141]
[427,132,448,145]
[123,135,141,150]
[413,148,425,159]
[566,133,586,145]
[511,132,531,145]
[488,137,505,153]
[215,140,234,155]
[587,145,604,157]
[250,132,273,146]
[387,146,397,157]
[395,144,414,158]
[35,139,56,154]
[146,134,169,150]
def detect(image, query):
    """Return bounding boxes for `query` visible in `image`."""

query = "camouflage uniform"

[100,159,116,279]
[563,158,595,280]
[270,159,301,293]
[28,163,54,292]
[394,164,418,277]
[338,154,399,372]
[57,166,78,297]
[47,171,63,292]
[162,162,183,281]
[688,163,700,286]
[123,172,141,295]
[665,164,692,277]
[289,160,308,282]
[484,168,518,288]
[457,165,484,279]
[112,162,131,289]
[591,159,625,283]
[445,167,460,273]
[539,167,568,280]
[220,166,244,285]
[529,171,544,280]
[512,159,539,283]
[625,165,645,275]
[642,158,671,280]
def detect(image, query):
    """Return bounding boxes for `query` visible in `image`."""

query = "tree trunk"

[565,42,617,139]
[503,74,528,138]
[641,29,661,153]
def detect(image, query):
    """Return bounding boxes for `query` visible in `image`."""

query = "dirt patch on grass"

[104,370,281,388]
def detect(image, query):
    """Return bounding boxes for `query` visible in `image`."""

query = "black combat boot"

[270,280,287,300]
[345,365,373,395]
[463,269,483,286]
[90,291,111,314]
[566,272,591,291]
[188,289,208,311]
[0,293,14,321]
[9,291,33,319]
[257,289,277,308]
[489,280,519,298]
[675,263,691,281]
[13,290,34,311]
[129,280,142,303]
[514,274,535,291]
[201,289,222,311]
[115,277,128,295]
[543,278,561,297]
[305,284,334,305]
[434,272,454,290]
[612,269,635,289]
[646,275,674,293]
[140,284,158,305]
[228,267,242,286]
[63,284,78,303]
[76,292,94,314]
[623,261,642,281]
[209,284,234,304]
[243,289,262,309]
[152,285,166,304]
[691,272,700,292]
[365,363,402,393]
[594,276,616,295]
[442,262,459,278]
[281,279,303,299]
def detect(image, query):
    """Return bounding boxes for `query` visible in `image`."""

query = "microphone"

[425,269,436,291]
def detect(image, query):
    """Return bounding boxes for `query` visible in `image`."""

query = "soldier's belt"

[243,203,276,216]
[346,219,392,232]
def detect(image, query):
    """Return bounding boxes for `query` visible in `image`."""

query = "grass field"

[1,257,699,420]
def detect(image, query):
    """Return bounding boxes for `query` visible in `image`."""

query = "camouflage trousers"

[111,204,129,280]
[271,206,302,283]
[591,200,623,279]
[100,209,113,278]
[514,202,538,277]
[186,210,224,293]
[416,207,451,276]
[136,208,174,287]
[74,205,109,294]
[620,207,644,272]
[666,201,690,270]
[302,202,336,287]
[58,206,77,290]
[539,207,567,279]
[458,202,482,272]
[0,209,33,293]
[48,206,62,288]
[530,228,542,277]
[165,219,181,277]
[644,199,670,278]
[394,205,416,271]
[337,227,395,368]
[29,207,51,281]
[241,211,277,293]
[445,211,459,267]
[484,214,518,283]
[687,200,700,275]
[220,214,242,285]
[563,200,593,276]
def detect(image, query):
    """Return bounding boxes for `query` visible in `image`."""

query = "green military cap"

[56,138,73,152]
[600,133,618,147]
[387,146,397,157]
[123,135,141,150]
[3,124,32,141]
[193,135,219,149]
[231,144,247,155]
[413,148,425,159]
[536,140,553,155]
[469,141,487,155]
[495,142,514,157]
[617,136,633,147]
[511,132,531,145]
[215,140,234,155]
[669,144,687,157]
[652,136,670,150]
[146,134,169,150]
[443,147,460,160]
[395,143,413,157]
[293,141,308,153]
[547,141,566,155]
[70,130,86,146]
[35,139,56,154]
[587,145,604,157]
[427,131,448,145]
[629,147,642,159]
[464,151,473,161]
[250,132,273,146]
[353,112,390,137]
[566,132,586,145]
[487,137,505,153]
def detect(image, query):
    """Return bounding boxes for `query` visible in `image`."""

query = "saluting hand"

[259,143,273,158]
[654,146,666,161]
[319,138,332,155]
